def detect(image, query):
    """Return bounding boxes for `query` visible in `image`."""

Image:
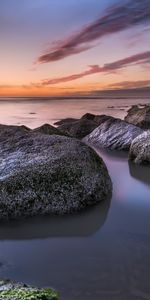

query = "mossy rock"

[0,280,59,300]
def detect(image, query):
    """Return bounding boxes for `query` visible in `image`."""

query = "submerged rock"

[83,117,143,150]
[32,123,65,136]
[129,131,150,164]
[125,105,150,129]
[0,280,58,300]
[57,119,98,138]
[0,134,112,220]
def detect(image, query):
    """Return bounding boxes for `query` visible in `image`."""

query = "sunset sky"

[0,0,150,96]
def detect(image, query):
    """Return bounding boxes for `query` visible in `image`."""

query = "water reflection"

[0,197,111,240]
[129,162,150,185]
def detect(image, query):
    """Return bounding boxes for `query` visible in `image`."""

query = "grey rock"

[83,117,143,150]
[81,113,115,126]
[0,124,30,139]
[32,123,66,136]
[0,125,30,152]
[129,130,150,164]
[0,133,112,220]
[81,113,96,121]
[125,105,150,129]
[58,119,98,139]
[54,113,114,128]
[94,115,114,126]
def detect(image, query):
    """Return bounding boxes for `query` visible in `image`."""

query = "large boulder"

[57,119,98,139]
[0,280,58,300]
[83,117,143,150]
[129,131,150,164]
[125,105,150,129]
[0,132,112,220]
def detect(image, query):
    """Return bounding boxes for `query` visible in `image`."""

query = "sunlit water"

[0,97,150,300]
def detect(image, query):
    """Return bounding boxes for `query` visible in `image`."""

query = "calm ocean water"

[0,96,150,128]
[0,97,150,300]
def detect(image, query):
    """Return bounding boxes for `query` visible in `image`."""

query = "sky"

[0,0,150,96]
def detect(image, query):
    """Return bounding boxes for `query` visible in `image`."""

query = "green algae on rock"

[0,280,59,300]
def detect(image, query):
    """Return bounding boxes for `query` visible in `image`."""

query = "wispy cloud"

[41,51,150,85]
[36,0,150,64]
[108,80,150,89]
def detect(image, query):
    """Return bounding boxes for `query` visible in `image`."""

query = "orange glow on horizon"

[0,83,106,97]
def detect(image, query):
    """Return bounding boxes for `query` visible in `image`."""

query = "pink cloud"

[41,51,150,85]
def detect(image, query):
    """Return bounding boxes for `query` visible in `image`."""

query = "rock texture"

[83,117,143,150]
[94,115,114,126]
[32,123,65,136]
[0,125,30,151]
[0,131,112,220]
[0,280,58,300]
[129,131,150,164]
[125,105,150,129]
[0,124,30,139]
[57,119,98,139]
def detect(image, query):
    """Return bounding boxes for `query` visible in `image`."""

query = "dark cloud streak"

[107,80,150,89]
[36,0,150,64]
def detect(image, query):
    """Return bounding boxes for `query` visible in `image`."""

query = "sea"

[0,96,149,128]
[0,96,150,300]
